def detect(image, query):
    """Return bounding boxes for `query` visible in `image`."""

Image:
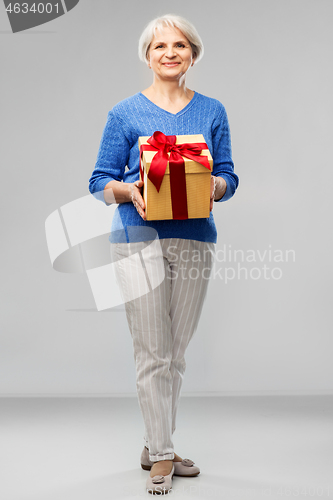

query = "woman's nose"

[165,46,176,58]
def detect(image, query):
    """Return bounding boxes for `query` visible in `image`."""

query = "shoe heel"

[141,463,152,471]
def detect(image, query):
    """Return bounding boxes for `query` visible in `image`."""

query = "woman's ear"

[146,46,151,68]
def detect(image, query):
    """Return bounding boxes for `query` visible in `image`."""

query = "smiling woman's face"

[148,26,195,81]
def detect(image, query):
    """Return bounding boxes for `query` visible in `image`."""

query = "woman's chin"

[158,70,186,81]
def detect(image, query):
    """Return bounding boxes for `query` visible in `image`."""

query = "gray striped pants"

[111,238,215,462]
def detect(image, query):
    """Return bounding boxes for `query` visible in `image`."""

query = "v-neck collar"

[138,91,198,117]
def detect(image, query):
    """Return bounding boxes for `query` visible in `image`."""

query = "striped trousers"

[111,237,215,462]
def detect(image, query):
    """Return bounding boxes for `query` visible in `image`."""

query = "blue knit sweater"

[89,91,239,243]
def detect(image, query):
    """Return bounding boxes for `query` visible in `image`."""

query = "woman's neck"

[142,79,195,114]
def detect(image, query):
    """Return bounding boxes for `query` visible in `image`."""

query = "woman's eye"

[154,43,185,49]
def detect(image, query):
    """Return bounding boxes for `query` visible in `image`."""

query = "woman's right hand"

[130,180,146,220]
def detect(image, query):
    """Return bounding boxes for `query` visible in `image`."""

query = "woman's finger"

[210,176,216,211]
[134,189,145,211]
[131,182,146,219]
[210,176,216,199]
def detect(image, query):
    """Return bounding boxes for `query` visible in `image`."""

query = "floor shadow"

[25,468,307,500]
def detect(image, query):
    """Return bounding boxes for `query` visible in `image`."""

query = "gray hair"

[138,14,204,65]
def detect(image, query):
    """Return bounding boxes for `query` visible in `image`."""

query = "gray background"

[1,0,332,396]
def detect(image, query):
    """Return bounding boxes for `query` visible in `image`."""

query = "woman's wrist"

[103,180,146,219]
[103,180,131,204]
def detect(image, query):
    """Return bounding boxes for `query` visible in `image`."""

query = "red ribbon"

[140,131,211,220]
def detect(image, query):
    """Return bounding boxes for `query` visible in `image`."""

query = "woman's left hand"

[210,176,227,211]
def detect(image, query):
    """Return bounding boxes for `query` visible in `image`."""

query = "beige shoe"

[141,446,200,477]
[146,463,174,495]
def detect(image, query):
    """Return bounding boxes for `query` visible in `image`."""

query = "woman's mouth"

[163,63,180,67]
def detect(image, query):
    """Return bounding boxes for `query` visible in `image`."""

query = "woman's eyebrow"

[152,39,188,46]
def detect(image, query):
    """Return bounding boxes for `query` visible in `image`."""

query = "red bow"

[140,131,211,220]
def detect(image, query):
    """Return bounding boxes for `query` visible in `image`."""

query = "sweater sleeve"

[88,109,130,203]
[211,106,239,202]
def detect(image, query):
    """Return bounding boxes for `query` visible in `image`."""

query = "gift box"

[138,131,213,221]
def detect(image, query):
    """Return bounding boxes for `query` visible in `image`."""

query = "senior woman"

[89,14,238,494]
